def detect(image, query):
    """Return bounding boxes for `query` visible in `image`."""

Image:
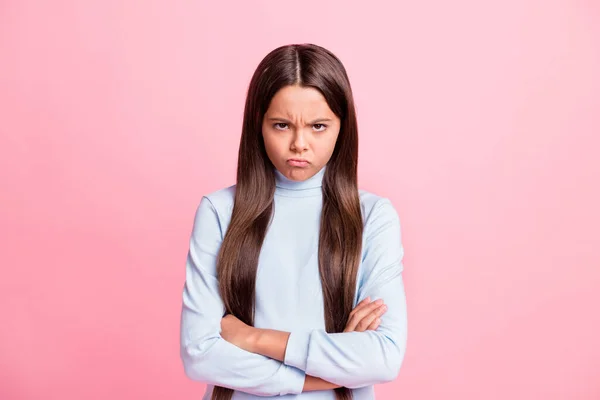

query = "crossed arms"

[180,196,407,397]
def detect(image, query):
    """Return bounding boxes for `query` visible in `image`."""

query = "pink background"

[1,1,599,399]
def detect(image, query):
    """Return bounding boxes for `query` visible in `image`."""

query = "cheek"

[262,132,283,156]
[323,132,340,155]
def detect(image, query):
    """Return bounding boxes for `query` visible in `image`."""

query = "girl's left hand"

[220,314,255,351]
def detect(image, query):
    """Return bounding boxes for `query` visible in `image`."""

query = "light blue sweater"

[180,166,407,399]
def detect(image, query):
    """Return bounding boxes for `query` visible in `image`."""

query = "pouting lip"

[288,158,310,163]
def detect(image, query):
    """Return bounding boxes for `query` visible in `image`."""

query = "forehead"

[266,85,335,118]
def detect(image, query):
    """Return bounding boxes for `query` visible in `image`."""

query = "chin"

[285,167,312,181]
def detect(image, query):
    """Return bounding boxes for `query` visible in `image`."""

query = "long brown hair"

[213,43,362,400]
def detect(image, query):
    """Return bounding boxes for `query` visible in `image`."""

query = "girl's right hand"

[343,296,387,332]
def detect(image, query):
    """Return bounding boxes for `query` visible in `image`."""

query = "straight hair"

[213,43,362,400]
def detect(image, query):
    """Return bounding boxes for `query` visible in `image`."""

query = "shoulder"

[202,184,236,217]
[357,189,405,277]
[191,185,236,239]
[358,189,401,231]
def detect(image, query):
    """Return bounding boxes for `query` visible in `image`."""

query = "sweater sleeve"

[180,196,306,397]
[283,198,407,389]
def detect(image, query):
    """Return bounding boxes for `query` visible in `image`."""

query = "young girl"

[180,43,407,400]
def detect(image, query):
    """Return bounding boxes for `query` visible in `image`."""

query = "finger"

[366,317,381,331]
[345,299,383,331]
[344,300,370,332]
[355,304,387,332]
[348,299,370,320]
[348,297,371,318]
[346,299,384,331]
[354,312,378,332]
[353,299,384,321]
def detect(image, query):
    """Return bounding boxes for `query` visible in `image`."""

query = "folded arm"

[232,198,408,389]
[284,267,407,388]
[180,196,306,396]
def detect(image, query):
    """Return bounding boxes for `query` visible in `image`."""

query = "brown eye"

[274,123,288,130]
[313,124,327,132]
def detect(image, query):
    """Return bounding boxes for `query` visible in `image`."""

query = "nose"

[291,129,309,153]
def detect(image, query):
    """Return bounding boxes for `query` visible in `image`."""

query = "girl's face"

[262,85,341,182]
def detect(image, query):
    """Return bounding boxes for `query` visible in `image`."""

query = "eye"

[273,123,288,130]
[313,123,327,132]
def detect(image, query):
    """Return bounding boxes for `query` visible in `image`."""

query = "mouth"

[287,158,310,167]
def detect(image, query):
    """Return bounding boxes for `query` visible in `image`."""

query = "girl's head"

[262,84,340,181]
[238,43,359,184]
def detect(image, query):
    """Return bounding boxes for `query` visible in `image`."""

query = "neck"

[274,166,326,197]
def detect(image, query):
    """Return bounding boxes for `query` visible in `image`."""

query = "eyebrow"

[267,117,333,124]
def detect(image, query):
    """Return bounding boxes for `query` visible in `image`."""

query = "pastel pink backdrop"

[1,1,599,399]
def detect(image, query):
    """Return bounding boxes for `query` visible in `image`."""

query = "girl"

[180,43,407,400]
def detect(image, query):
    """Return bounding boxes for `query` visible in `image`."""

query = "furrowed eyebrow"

[267,117,333,124]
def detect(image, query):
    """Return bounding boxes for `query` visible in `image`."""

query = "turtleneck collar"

[274,165,326,197]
